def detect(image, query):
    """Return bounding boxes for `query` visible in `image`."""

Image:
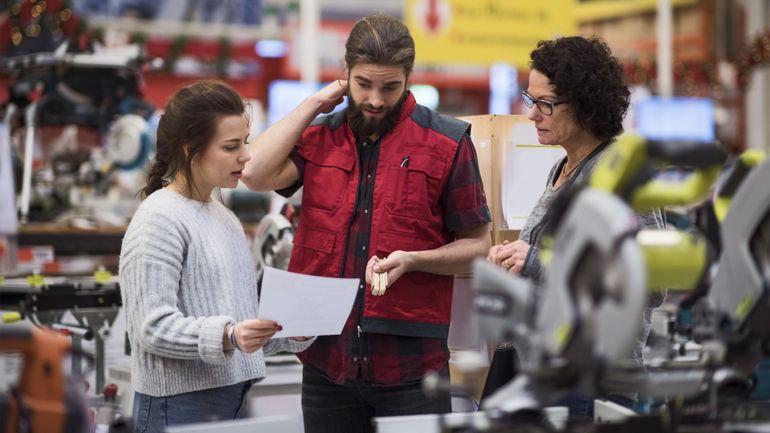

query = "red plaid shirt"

[281,133,489,385]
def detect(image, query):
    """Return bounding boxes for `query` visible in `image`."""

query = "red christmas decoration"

[0,0,81,55]
[737,31,770,90]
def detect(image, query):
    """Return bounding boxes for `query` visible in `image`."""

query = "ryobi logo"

[473,292,511,316]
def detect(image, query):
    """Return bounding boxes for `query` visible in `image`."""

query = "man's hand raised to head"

[312,79,348,114]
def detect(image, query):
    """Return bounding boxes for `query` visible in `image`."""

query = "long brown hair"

[344,14,415,77]
[140,80,245,198]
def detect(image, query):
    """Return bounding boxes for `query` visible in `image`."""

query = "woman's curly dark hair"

[530,36,630,140]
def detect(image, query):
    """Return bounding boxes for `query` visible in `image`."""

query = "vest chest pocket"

[302,149,354,212]
[387,153,446,219]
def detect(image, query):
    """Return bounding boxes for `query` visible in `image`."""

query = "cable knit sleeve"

[262,337,316,356]
[120,213,234,365]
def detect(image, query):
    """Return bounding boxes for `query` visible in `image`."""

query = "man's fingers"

[372,255,391,273]
[366,255,379,284]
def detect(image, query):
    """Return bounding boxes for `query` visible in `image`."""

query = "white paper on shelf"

[500,123,565,230]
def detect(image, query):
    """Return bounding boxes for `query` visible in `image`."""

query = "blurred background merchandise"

[0,1,766,324]
[2,1,770,431]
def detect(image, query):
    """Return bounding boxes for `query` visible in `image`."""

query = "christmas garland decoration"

[623,59,719,96]
[737,31,770,91]
[163,35,189,73]
[3,0,78,53]
[215,37,231,77]
[157,35,234,76]
[130,32,148,45]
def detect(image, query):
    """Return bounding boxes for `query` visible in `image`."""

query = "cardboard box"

[460,114,564,244]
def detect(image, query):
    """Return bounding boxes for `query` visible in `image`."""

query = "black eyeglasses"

[521,90,565,116]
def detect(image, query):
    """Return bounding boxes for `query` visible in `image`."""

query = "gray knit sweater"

[119,188,312,397]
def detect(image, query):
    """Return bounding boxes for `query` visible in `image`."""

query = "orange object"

[0,326,90,433]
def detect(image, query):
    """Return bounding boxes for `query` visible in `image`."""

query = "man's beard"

[347,91,406,139]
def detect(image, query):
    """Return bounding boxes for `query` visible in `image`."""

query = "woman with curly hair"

[489,35,647,279]
[486,36,665,419]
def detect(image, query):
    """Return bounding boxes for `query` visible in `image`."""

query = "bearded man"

[242,13,491,433]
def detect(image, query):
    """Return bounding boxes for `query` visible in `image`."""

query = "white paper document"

[258,267,359,338]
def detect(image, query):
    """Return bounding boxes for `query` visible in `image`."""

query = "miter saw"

[442,136,760,433]
[645,151,770,426]
[460,135,770,433]
[706,152,770,376]
[473,189,651,417]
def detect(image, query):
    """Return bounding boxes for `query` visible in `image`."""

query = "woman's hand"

[505,240,530,274]
[487,240,530,275]
[228,319,281,353]
[487,240,511,266]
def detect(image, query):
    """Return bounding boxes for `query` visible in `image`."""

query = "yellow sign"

[406,0,577,68]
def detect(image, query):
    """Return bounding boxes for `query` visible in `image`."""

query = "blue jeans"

[131,381,253,433]
[301,366,452,433]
